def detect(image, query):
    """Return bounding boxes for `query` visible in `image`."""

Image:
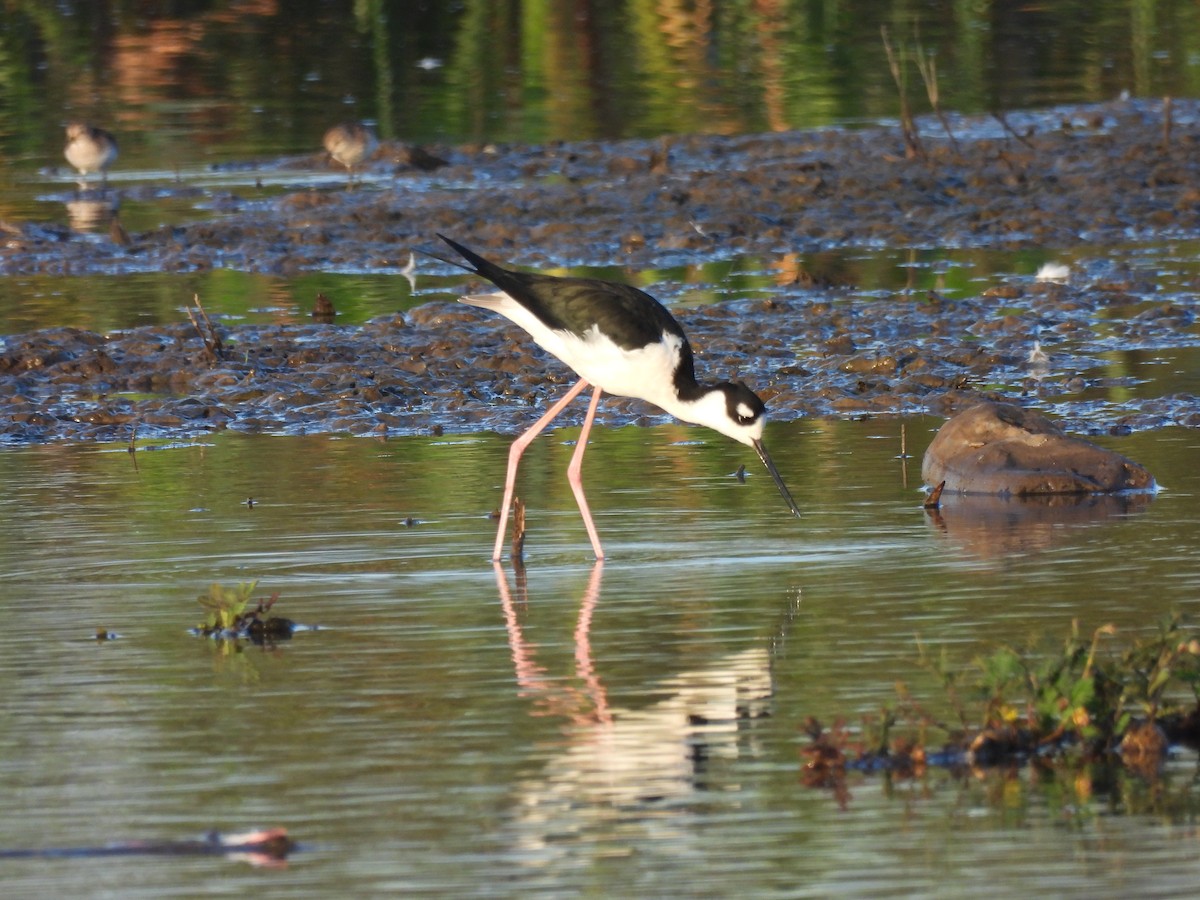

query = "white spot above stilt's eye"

[736,402,757,421]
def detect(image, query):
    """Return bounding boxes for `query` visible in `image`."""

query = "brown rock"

[922,401,1155,495]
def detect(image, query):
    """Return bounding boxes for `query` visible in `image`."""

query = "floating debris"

[0,827,296,868]
[311,292,335,323]
[191,582,316,645]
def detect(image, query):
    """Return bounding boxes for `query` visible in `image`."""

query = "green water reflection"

[0,244,1160,334]
[2,0,1198,170]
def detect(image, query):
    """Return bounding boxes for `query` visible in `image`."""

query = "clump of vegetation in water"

[802,613,1200,798]
[192,581,296,644]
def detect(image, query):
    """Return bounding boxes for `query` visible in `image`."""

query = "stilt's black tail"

[421,233,504,280]
[437,234,488,270]
[428,234,531,298]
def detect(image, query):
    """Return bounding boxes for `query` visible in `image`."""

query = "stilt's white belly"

[461,291,683,411]
[546,326,683,410]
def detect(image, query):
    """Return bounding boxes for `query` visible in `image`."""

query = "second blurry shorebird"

[323,122,377,186]
[431,235,801,561]
[64,122,118,190]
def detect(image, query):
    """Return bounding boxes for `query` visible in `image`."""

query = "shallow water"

[1,420,1198,895]
[3,240,1198,337]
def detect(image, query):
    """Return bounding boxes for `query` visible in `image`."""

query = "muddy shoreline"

[2,99,1198,444]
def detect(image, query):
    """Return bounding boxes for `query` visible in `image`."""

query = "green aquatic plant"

[197,581,260,633]
[803,615,1200,816]
[193,581,299,645]
[810,614,1200,783]
[1115,612,1200,726]
[973,620,1121,750]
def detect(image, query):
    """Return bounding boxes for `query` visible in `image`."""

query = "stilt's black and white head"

[685,380,800,518]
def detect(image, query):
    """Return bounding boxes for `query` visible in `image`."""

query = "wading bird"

[323,122,377,186]
[64,123,118,189]
[432,235,801,561]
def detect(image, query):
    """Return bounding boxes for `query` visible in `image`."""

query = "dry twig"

[923,481,945,509]
[512,497,526,563]
[990,110,1035,149]
[186,293,224,362]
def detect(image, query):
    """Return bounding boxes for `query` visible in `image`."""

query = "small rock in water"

[922,401,1155,496]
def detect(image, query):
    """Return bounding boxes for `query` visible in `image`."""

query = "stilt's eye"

[735,402,757,424]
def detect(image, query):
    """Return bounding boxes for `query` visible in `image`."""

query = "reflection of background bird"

[64,122,118,189]
[430,235,802,561]
[323,122,377,185]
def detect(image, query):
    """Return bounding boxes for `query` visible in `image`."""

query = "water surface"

[1,420,1197,895]
[4,1,1200,227]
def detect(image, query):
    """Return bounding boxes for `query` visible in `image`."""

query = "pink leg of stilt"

[566,385,605,560]
[492,378,591,561]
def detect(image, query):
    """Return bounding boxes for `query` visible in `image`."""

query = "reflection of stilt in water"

[492,560,610,725]
[492,562,776,862]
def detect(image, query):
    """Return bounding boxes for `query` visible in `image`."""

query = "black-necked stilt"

[323,122,377,185]
[432,235,801,561]
[64,123,118,189]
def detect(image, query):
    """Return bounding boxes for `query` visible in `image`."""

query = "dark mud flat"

[2,99,1199,444]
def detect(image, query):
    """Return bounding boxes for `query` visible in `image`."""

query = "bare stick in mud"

[512,497,526,563]
[187,293,224,362]
[990,110,1034,148]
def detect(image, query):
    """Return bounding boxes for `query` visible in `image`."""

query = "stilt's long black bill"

[753,438,802,517]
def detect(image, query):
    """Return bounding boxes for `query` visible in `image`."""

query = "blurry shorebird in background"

[323,122,377,187]
[64,123,118,190]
